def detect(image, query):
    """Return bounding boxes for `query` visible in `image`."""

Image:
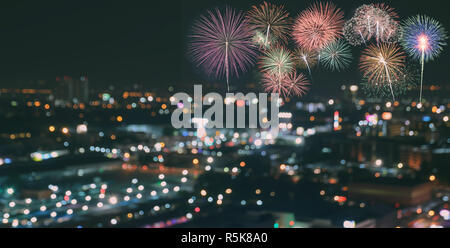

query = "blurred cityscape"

[0,75,449,228]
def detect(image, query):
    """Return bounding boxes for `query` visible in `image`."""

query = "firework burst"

[258,46,294,78]
[261,73,290,97]
[293,47,318,77]
[188,6,258,91]
[261,71,309,98]
[246,1,291,48]
[344,4,400,46]
[359,43,406,101]
[293,2,345,51]
[283,71,310,97]
[361,63,419,99]
[401,15,448,101]
[319,39,352,71]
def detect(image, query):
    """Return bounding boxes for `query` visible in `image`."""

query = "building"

[55,75,89,103]
[348,182,433,206]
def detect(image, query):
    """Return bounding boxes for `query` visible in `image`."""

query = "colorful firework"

[359,43,406,101]
[361,63,419,99]
[293,2,345,51]
[246,1,291,48]
[258,46,294,78]
[188,6,258,91]
[319,39,353,71]
[293,47,318,77]
[261,71,309,98]
[401,15,448,101]
[344,4,400,46]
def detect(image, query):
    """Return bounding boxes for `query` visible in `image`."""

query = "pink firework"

[293,2,345,51]
[283,71,310,97]
[262,73,290,98]
[373,3,399,20]
[188,6,258,91]
[261,71,309,98]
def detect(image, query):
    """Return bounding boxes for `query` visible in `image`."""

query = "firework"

[361,63,419,99]
[401,15,448,101]
[283,71,310,97]
[258,46,294,78]
[252,30,277,50]
[373,3,399,20]
[293,47,318,77]
[359,43,406,101]
[261,71,309,98]
[293,2,345,51]
[188,7,258,91]
[319,39,352,71]
[261,73,290,97]
[259,46,295,98]
[368,4,400,43]
[344,4,400,46]
[343,18,366,46]
[246,1,291,48]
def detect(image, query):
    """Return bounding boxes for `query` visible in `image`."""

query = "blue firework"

[400,15,447,102]
[401,15,447,62]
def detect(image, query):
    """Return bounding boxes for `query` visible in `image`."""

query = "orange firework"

[359,43,406,101]
[246,1,291,47]
[293,47,318,77]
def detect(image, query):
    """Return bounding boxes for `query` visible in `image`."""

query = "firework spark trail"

[294,47,318,79]
[293,2,345,51]
[381,57,396,101]
[188,6,257,91]
[359,30,366,44]
[401,15,448,102]
[360,43,406,101]
[265,24,271,47]
[247,1,291,49]
[420,50,425,101]
[225,41,229,90]
[304,57,312,79]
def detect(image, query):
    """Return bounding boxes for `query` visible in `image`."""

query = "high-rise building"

[55,75,89,103]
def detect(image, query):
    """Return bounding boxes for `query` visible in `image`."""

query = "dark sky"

[0,0,449,91]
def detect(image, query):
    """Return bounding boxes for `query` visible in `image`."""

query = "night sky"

[0,0,449,92]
